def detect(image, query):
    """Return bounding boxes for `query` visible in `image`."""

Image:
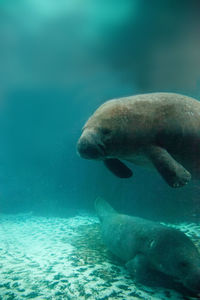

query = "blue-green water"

[0,1,200,299]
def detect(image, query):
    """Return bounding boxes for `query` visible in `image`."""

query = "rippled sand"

[0,212,199,299]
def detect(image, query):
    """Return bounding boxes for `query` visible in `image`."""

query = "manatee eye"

[179,261,188,269]
[101,128,111,135]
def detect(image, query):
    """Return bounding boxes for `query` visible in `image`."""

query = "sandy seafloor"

[0,212,199,300]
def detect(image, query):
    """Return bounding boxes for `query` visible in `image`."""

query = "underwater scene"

[1,0,200,299]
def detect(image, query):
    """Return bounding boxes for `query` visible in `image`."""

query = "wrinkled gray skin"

[95,198,200,295]
[77,92,200,187]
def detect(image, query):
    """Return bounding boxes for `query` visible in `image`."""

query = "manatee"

[95,197,200,295]
[77,92,200,187]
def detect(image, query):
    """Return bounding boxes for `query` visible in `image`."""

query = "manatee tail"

[95,197,117,222]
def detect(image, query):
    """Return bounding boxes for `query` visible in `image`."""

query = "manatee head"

[183,266,200,295]
[77,99,132,160]
[152,228,200,295]
[169,248,200,294]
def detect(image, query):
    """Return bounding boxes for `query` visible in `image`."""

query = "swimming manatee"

[77,92,200,187]
[95,197,200,295]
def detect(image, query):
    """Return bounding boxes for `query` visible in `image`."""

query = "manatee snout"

[77,130,105,159]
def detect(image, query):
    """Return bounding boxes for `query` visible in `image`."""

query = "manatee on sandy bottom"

[95,197,200,296]
[77,92,200,187]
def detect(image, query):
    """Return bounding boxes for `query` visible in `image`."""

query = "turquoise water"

[0,1,200,299]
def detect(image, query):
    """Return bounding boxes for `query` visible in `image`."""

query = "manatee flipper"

[126,254,153,282]
[104,158,133,178]
[146,145,191,187]
[126,254,178,288]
